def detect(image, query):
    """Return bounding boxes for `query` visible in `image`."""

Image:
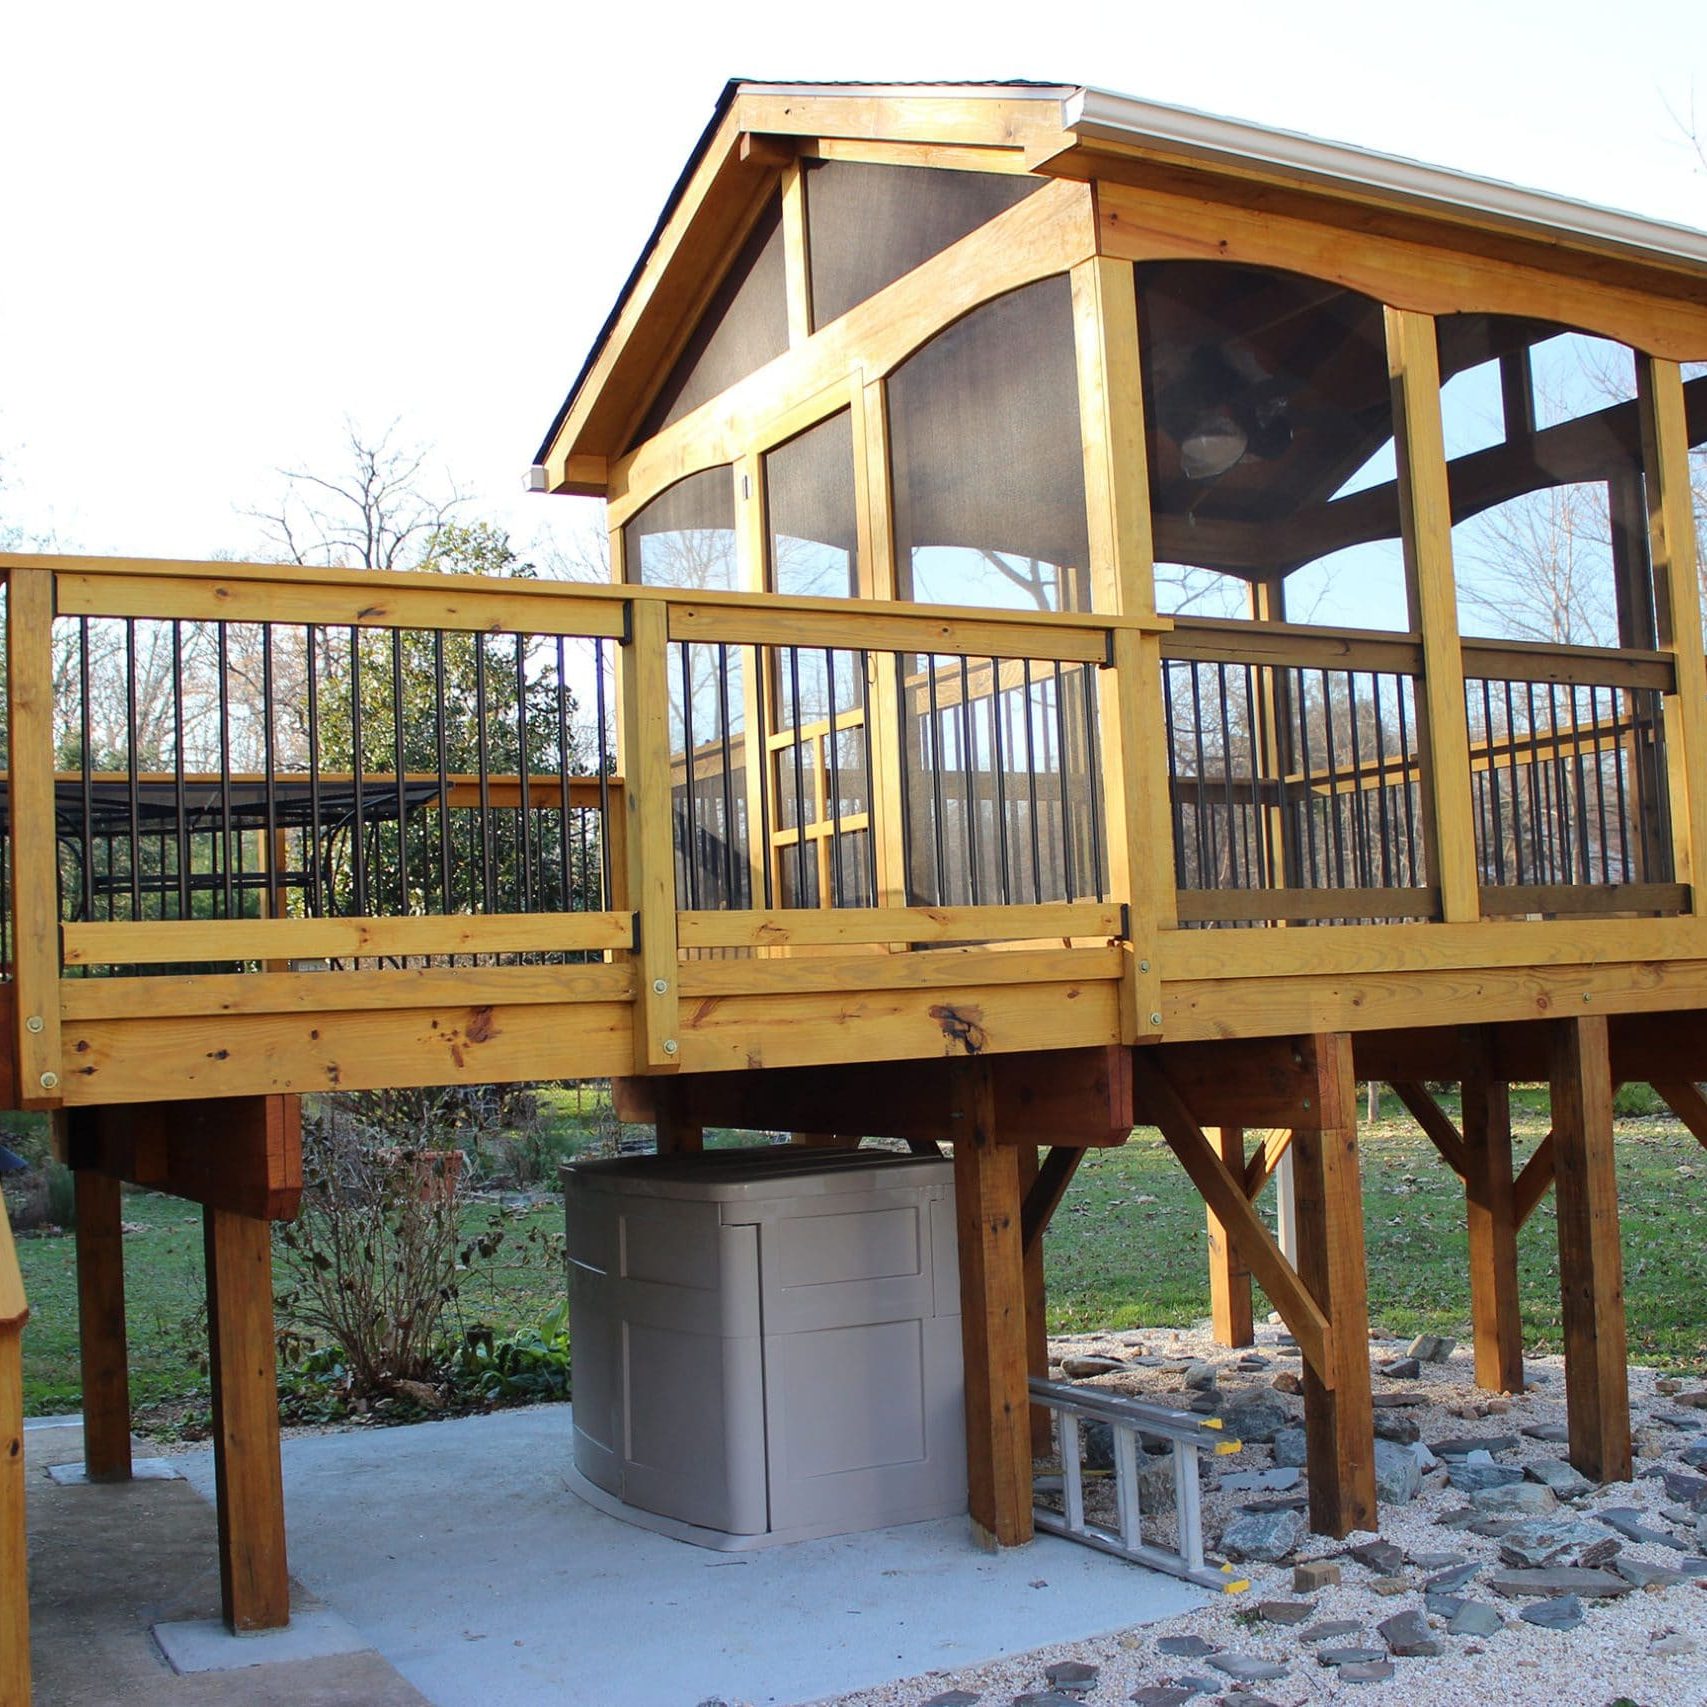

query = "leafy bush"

[452,1302,573,1403]
[1613,1082,1665,1119]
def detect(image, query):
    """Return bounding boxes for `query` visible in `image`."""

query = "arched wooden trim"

[1096,180,1707,362]
[604,176,1097,523]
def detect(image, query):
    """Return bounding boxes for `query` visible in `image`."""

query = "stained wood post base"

[1549,1016,1632,1484]
[74,1165,133,1482]
[1461,1033,1524,1394]
[1292,1035,1377,1538]
[1206,1125,1255,1348]
[949,1057,1033,1547]
[204,1206,290,1632]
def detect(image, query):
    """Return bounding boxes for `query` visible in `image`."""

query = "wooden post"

[1386,307,1479,924]
[74,1168,133,1482]
[204,1207,289,1632]
[1461,1031,1524,1394]
[1016,1146,1053,1455]
[949,1057,1032,1547]
[1,1193,30,1707]
[619,597,682,1072]
[1206,1126,1254,1348]
[1549,1015,1632,1484]
[1290,1034,1376,1537]
[8,567,64,1109]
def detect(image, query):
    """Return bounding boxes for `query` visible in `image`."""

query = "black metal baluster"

[925,654,949,905]
[991,657,1013,905]
[678,642,701,910]
[718,644,737,907]
[349,627,368,916]
[1022,659,1043,903]
[516,631,534,914]
[1053,660,1077,903]
[825,647,845,908]
[475,634,494,912]
[217,621,236,918]
[958,655,981,907]
[555,636,574,912]
[434,631,452,916]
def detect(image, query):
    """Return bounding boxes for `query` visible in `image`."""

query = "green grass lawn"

[12,1087,1707,1421]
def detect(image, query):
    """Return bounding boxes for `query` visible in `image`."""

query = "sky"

[2,0,1704,575]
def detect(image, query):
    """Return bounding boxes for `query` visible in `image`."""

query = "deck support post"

[1016,1146,1053,1455]
[74,1166,133,1482]
[949,1057,1032,1548]
[1461,1032,1525,1394]
[1291,1034,1377,1538]
[1206,1126,1255,1348]
[1548,1015,1632,1484]
[204,1206,289,1632]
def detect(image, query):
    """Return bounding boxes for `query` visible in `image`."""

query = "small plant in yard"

[277,1100,507,1404]
[453,1301,573,1403]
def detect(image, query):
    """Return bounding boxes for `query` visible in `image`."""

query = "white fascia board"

[1064,86,1707,272]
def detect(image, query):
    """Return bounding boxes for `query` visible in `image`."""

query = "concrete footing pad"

[154,1605,371,1674]
[49,1455,182,1485]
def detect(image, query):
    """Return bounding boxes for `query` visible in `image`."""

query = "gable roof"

[535,80,1707,489]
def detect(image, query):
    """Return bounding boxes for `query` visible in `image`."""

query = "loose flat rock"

[1410,1550,1467,1571]
[1373,1439,1422,1504]
[1340,1661,1397,1683]
[1012,1693,1081,1707]
[1425,1593,1467,1619]
[1449,1462,1526,1493]
[1217,1392,1295,1443]
[1434,1507,1482,1530]
[1371,1392,1429,1409]
[1270,1371,1304,1395]
[1662,1470,1707,1507]
[1378,1357,1421,1380]
[1448,1601,1504,1637]
[1577,1537,1623,1569]
[1597,1507,1686,1549]
[1497,1518,1605,1569]
[1467,1517,1522,1538]
[1489,1567,1633,1599]
[1520,1594,1586,1630]
[1044,1660,1099,1691]
[1525,1459,1594,1500]
[1349,1540,1404,1575]
[1378,1610,1441,1657]
[1257,1600,1314,1625]
[1522,1422,1570,1443]
[1373,1411,1422,1444]
[1183,1361,1220,1390]
[1433,1435,1521,1458]
[1298,1620,1364,1644]
[1408,1333,1456,1361]
[923,1694,983,1707]
[1061,1356,1127,1379]
[1207,1653,1288,1682]
[1221,1467,1301,1494]
[1424,1561,1482,1591]
[1613,1556,1693,1589]
[1156,1634,1218,1659]
[1128,1690,1194,1707]
[1272,1427,1307,1469]
[1650,1633,1700,1656]
[1470,1481,1557,1517]
[1317,1646,1387,1667]
[1680,1441,1707,1470]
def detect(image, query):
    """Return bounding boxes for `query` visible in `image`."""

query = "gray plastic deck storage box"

[563,1147,966,1548]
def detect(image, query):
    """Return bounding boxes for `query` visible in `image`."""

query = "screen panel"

[805,160,1042,330]
[888,275,1091,612]
[622,466,738,591]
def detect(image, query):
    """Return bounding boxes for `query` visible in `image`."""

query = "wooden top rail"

[1165,616,1677,692]
[2,551,1170,651]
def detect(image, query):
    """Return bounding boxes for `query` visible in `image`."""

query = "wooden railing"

[5,550,1707,1087]
[0,554,1169,1091]
[0,1186,28,1706]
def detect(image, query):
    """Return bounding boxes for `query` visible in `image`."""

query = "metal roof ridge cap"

[738,80,1081,101]
[1064,86,1707,269]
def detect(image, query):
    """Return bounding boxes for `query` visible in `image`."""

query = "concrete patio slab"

[177,1404,1209,1707]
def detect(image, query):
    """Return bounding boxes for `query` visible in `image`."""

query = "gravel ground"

[807,1324,1707,1707]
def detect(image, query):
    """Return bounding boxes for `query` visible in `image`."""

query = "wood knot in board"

[929,1004,988,1055]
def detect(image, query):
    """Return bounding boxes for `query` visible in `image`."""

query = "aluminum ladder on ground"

[1028,1376,1250,1593]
